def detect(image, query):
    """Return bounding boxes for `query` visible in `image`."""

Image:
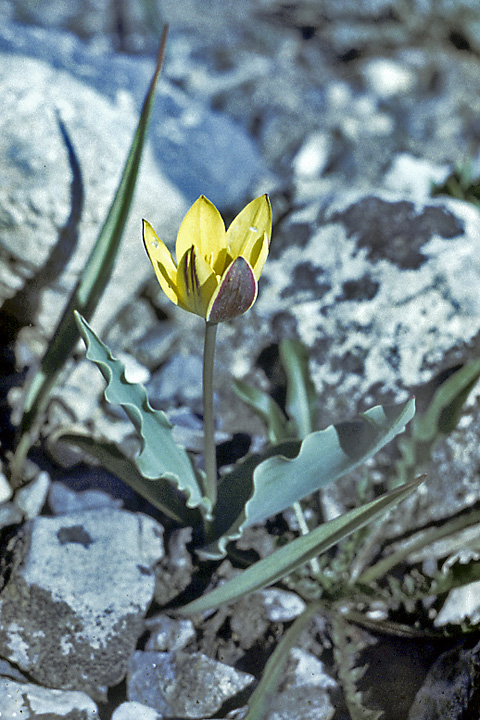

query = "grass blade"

[12,28,169,483]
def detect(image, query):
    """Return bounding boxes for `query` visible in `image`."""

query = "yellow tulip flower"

[143,194,272,323]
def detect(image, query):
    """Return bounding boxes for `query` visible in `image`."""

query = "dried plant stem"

[203,321,218,508]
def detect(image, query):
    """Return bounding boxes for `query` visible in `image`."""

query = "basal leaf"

[201,398,415,559]
[50,428,201,526]
[279,338,316,438]
[177,476,423,614]
[243,602,321,720]
[12,29,169,483]
[395,359,480,486]
[232,379,289,443]
[75,312,209,515]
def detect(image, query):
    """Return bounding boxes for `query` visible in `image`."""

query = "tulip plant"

[11,28,480,718]
[72,192,421,580]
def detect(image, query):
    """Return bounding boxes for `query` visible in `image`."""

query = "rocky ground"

[2,1,480,718]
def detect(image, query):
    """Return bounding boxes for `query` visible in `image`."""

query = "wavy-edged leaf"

[395,359,480,486]
[201,398,415,559]
[50,428,201,526]
[233,378,289,443]
[177,476,424,614]
[279,338,316,438]
[75,312,210,515]
[12,29,169,483]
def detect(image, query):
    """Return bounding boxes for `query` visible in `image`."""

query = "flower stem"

[203,320,218,508]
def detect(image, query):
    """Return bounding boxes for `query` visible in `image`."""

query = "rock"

[48,482,123,515]
[154,528,194,606]
[0,46,187,340]
[0,20,270,209]
[0,677,98,719]
[266,648,336,720]
[0,471,13,503]
[383,154,450,200]
[145,614,196,652]
[260,588,306,622]
[112,701,163,720]
[0,508,164,698]
[14,470,50,518]
[127,650,254,718]
[147,353,204,411]
[408,640,480,720]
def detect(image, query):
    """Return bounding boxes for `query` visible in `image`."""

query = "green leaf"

[201,398,415,559]
[395,359,480,486]
[75,312,209,515]
[177,476,424,614]
[242,602,322,720]
[50,428,201,526]
[279,339,316,438]
[232,378,289,443]
[12,29,169,482]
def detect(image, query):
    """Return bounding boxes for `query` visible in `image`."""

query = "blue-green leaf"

[201,398,415,559]
[51,428,201,526]
[75,312,210,515]
[177,476,424,614]
[395,358,480,486]
[279,338,316,438]
[232,379,289,443]
[12,29,169,483]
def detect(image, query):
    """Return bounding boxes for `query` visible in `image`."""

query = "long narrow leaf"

[243,602,322,720]
[75,313,208,514]
[395,358,480,486]
[279,339,316,438]
[177,476,424,615]
[233,378,289,443]
[12,28,169,481]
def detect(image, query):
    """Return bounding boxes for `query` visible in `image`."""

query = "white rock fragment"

[0,677,98,718]
[15,471,50,518]
[260,589,306,622]
[145,615,196,652]
[112,701,163,720]
[127,651,254,718]
[362,58,416,98]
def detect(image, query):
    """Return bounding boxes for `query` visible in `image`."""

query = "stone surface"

[48,482,124,515]
[408,641,480,720]
[266,648,336,720]
[0,508,164,697]
[145,614,196,652]
[0,20,271,208]
[14,470,50,518]
[112,701,163,720]
[0,48,186,340]
[127,650,254,718]
[260,588,306,623]
[0,677,98,718]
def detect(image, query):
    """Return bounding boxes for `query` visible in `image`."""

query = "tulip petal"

[176,196,226,267]
[240,230,270,281]
[142,220,179,306]
[226,194,272,259]
[206,257,257,323]
[177,246,219,317]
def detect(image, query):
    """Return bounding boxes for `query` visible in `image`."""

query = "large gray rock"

[0,508,164,698]
[0,20,271,208]
[0,49,186,339]
[0,677,98,719]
